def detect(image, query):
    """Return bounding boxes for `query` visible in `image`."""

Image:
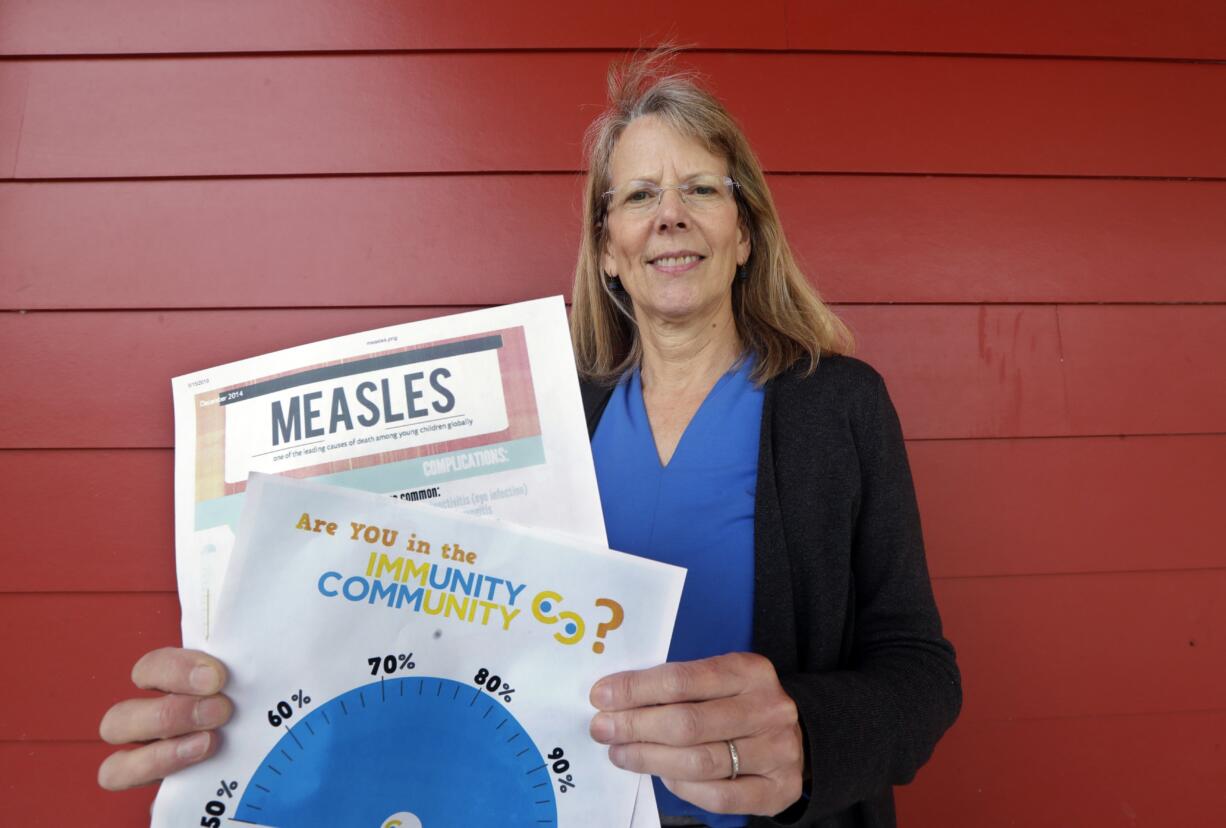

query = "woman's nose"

[655,187,690,230]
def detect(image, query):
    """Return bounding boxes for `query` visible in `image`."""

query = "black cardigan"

[579,355,961,828]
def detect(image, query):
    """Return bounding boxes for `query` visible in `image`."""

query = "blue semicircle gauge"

[235,677,558,826]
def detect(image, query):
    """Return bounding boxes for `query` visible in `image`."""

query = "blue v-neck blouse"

[591,358,764,827]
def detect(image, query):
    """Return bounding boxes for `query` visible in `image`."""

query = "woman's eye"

[692,185,717,196]
[625,189,653,204]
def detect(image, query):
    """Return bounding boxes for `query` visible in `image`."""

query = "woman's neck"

[637,305,742,395]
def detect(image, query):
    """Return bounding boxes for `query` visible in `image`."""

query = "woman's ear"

[601,245,617,280]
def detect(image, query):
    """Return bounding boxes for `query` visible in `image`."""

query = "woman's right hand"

[98,647,233,790]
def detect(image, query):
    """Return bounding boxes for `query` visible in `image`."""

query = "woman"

[99,52,960,827]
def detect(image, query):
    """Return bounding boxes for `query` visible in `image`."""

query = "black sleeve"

[769,372,962,825]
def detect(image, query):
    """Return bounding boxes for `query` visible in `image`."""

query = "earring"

[606,274,624,291]
[736,264,748,281]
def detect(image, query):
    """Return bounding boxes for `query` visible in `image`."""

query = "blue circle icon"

[236,677,557,826]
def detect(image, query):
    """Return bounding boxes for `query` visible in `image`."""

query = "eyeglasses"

[602,175,739,216]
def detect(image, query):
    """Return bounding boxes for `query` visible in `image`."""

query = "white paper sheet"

[171,297,605,647]
[152,474,684,827]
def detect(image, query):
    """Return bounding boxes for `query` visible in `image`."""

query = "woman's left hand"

[589,652,805,816]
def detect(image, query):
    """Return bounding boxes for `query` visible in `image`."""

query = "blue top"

[591,357,764,828]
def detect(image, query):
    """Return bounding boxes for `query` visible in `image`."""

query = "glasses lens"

[620,185,660,212]
[681,176,731,208]
[609,176,734,214]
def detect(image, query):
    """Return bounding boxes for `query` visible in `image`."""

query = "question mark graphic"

[592,598,624,654]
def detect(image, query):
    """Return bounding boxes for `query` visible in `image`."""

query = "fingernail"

[177,731,209,760]
[608,745,626,768]
[590,714,613,743]
[591,680,612,709]
[190,664,220,693]
[194,696,228,727]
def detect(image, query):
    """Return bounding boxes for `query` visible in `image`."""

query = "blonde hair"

[570,49,854,385]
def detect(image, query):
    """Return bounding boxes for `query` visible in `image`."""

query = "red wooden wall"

[2,2,1224,824]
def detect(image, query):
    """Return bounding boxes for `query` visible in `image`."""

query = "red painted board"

[6,175,1226,310]
[842,304,1070,439]
[9,305,1226,447]
[0,63,29,178]
[5,573,1224,739]
[772,176,1226,305]
[789,0,1226,61]
[0,175,585,310]
[1058,305,1226,437]
[934,570,1226,723]
[5,0,1224,62]
[896,711,1226,826]
[9,436,1226,592]
[910,434,1226,579]
[0,742,157,826]
[6,53,1226,179]
[0,449,178,592]
[2,305,1052,446]
[0,0,787,55]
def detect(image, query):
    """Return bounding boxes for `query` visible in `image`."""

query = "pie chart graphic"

[233,676,558,826]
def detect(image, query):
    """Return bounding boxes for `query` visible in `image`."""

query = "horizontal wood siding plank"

[909,435,1226,578]
[3,1,1222,61]
[934,570,1225,723]
[1058,305,1226,436]
[789,0,1226,61]
[7,573,1222,739]
[895,711,1226,826]
[5,53,1226,179]
[6,175,1226,310]
[0,0,787,55]
[0,62,28,178]
[7,436,1224,592]
[2,449,177,592]
[5,305,1224,447]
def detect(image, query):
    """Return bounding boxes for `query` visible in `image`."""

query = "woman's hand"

[98,647,233,790]
[589,652,804,816]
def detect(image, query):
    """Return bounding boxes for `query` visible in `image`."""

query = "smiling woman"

[571,50,962,828]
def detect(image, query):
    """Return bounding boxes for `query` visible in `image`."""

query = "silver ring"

[726,739,740,780]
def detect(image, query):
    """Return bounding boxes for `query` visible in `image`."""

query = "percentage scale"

[228,675,559,826]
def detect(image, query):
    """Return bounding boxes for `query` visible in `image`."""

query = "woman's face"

[601,116,750,326]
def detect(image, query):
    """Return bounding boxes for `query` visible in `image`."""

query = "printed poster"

[151,474,685,827]
[172,297,606,647]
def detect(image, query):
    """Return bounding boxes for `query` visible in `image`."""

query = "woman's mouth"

[648,253,705,273]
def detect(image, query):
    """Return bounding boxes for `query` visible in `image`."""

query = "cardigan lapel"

[750,376,800,674]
